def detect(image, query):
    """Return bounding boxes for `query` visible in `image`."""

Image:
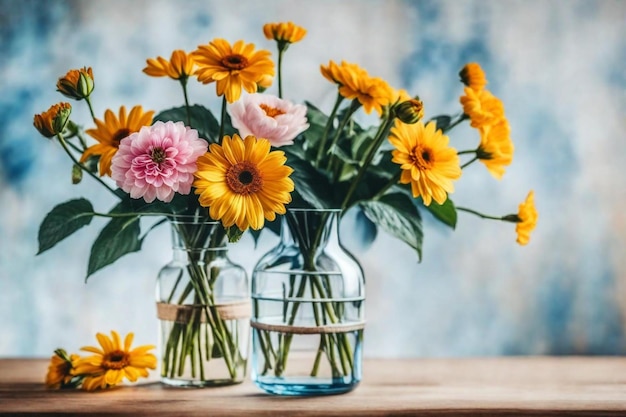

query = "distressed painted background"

[1,0,625,358]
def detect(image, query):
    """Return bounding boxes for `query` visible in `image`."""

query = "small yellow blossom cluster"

[320,60,396,116]
[45,331,156,392]
[459,63,513,180]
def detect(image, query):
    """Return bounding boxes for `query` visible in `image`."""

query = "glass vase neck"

[283,209,341,261]
[169,217,227,251]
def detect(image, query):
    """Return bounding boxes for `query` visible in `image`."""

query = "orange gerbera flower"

[459,62,488,92]
[143,50,196,80]
[263,22,307,44]
[515,191,538,245]
[477,119,514,179]
[194,134,294,231]
[193,39,274,103]
[44,349,80,389]
[460,87,505,128]
[81,105,154,176]
[320,60,394,115]
[389,120,462,206]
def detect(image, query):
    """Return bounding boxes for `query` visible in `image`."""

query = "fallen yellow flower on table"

[45,330,157,391]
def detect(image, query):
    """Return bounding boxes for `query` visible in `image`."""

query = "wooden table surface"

[1,357,625,416]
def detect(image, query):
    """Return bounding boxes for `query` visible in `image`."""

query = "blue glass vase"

[251,209,365,395]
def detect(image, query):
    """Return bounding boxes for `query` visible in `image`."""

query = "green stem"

[180,77,191,127]
[277,47,284,99]
[442,112,469,133]
[85,96,96,123]
[276,275,308,376]
[372,172,401,200]
[457,206,507,221]
[310,337,325,377]
[66,138,86,154]
[315,93,344,167]
[461,156,479,169]
[340,114,395,211]
[56,133,120,199]
[325,100,361,172]
[256,329,273,375]
[219,96,227,141]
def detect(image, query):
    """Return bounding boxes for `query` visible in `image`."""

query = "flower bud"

[394,98,424,124]
[502,214,522,223]
[459,63,487,91]
[33,102,72,138]
[57,67,94,100]
[256,74,274,93]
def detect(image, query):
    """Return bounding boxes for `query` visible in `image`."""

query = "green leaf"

[226,226,245,243]
[37,198,94,254]
[351,207,378,250]
[154,105,219,143]
[86,216,142,279]
[427,115,452,131]
[302,101,329,156]
[351,125,379,162]
[424,198,457,229]
[304,101,329,131]
[360,193,423,261]
[284,149,335,209]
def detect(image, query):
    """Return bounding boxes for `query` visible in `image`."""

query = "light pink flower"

[228,93,309,147]
[111,121,208,203]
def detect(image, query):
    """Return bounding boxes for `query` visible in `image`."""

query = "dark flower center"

[102,350,130,370]
[411,145,433,170]
[226,161,263,194]
[151,147,166,164]
[112,128,131,145]
[221,54,249,70]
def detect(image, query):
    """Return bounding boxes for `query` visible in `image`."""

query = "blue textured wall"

[1,0,625,357]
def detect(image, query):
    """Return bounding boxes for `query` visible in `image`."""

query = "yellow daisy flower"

[459,62,488,92]
[193,38,275,103]
[516,191,538,245]
[45,349,80,389]
[143,49,196,80]
[33,102,72,138]
[389,120,462,206]
[459,87,505,128]
[263,21,307,44]
[477,119,514,179]
[73,330,156,391]
[57,67,95,100]
[193,134,294,231]
[320,60,394,115]
[320,60,366,86]
[81,105,154,176]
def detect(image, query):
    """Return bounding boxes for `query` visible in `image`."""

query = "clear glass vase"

[251,208,365,395]
[156,216,249,387]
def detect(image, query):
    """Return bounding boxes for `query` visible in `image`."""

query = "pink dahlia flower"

[111,121,208,203]
[228,93,309,147]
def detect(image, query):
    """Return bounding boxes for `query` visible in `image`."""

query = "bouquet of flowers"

[45,330,156,391]
[33,19,538,390]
